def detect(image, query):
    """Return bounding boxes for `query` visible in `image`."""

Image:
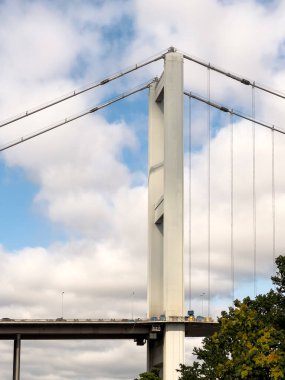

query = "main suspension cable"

[2,46,285,131]
[0,51,166,129]
[182,50,285,101]
[184,91,285,136]
[0,79,155,152]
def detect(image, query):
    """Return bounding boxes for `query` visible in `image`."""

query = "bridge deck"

[0,319,219,340]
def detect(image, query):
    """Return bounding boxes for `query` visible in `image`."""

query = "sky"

[1,0,285,379]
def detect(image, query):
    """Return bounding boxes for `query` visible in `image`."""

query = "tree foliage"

[134,368,160,380]
[178,255,285,380]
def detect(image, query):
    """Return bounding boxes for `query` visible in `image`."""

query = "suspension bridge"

[0,46,284,379]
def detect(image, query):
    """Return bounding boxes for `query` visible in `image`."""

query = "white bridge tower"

[147,50,185,379]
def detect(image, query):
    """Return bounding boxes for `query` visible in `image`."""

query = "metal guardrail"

[0,317,217,323]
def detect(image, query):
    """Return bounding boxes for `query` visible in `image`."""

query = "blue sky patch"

[0,162,66,251]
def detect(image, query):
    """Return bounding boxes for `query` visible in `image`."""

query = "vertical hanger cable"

[189,96,192,311]
[252,83,257,297]
[207,67,211,317]
[230,111,235,301]
[272,126,276,273]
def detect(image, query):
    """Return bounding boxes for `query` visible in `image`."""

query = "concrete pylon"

[147,51,185,379]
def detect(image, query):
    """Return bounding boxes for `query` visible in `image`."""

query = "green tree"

[134,368,160,380]
[178,255,285,380]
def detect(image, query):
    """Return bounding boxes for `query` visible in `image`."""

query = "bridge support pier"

[163,324,184,379]
[147,337,163,372]
[147,324,185,379]
[13,334,21,380]
[148,50,185,379]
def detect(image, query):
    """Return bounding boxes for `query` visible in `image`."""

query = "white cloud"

[0,340,146,380]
